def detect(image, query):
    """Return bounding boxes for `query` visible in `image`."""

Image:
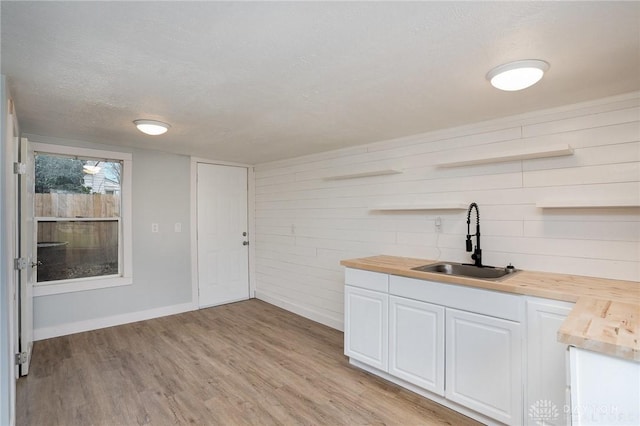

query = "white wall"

[24,135,193,340]
[253,93,640,331]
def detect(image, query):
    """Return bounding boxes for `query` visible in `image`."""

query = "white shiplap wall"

[254,93,640,330]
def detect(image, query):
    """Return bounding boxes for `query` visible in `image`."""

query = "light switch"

[151,223,159,233]
[174,222,182,233]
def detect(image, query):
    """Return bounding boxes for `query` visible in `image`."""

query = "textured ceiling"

[2,1,639,164]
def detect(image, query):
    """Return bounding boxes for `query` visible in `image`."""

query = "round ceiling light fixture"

[133,119,171,136]
[486,59,550,91]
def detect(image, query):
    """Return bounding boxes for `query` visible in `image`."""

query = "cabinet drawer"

[390,275,523,322]
[345,268,389,292]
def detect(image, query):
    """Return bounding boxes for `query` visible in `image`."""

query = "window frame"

[31,143,133,296]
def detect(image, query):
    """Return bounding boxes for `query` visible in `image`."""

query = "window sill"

[33,276,133,297]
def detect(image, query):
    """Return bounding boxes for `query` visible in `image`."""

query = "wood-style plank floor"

[17,299,480,425]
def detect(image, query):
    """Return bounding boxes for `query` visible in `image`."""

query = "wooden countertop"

[557,298,638,361]
[340,255,640,362]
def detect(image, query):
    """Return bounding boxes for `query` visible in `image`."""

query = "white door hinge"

[13,162,26,175]
[15,352,27,365]
[14,258,27,270]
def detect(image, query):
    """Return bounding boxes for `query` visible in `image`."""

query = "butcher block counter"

[340,255,640,362]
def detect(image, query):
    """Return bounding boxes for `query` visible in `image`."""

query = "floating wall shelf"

[536,200,640,209]
[437,144,574,168]
[370,203,468,211]
[323,169,402,181]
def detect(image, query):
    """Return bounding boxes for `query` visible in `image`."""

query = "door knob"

[31,260,42,268]
[242,241,249,246]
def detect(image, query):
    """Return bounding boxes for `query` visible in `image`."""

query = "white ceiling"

[2,1,639,164]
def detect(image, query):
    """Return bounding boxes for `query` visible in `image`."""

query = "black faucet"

[466,203,482,267]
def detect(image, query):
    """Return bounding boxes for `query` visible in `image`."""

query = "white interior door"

[18,137,34,376]
[4,96,19,419]
[197,163,249,308]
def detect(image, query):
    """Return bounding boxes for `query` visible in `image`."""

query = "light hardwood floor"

[17,299,480,425]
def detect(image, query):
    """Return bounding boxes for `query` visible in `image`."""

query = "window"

[31,143,132,296]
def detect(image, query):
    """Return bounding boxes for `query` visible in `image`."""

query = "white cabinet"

[389,296,445,395]
[445,308,523,425]
[569,347,640,425]
[526,298,574,426]
[344,285,389,371]
[344,269,525,425]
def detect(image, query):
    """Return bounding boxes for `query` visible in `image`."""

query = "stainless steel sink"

[411,262,519,281]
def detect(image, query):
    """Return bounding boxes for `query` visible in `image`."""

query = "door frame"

[189,157,255,309]
[17,137,33,376]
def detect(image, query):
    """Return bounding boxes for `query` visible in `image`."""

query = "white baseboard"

[255,290,344,331]
[33,302,197,341]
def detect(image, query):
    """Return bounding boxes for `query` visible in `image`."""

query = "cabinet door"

[344,285,388,371]
[446,308,522,425]
[389,296,445,395]
[526,298,574,426]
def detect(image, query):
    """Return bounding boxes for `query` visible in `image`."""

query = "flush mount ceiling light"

[133,119,170,136]
[486,59,550,91]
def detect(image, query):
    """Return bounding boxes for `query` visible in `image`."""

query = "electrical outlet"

[151,223,159,233]
[174,223,182,233]
[435,217,442,233]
